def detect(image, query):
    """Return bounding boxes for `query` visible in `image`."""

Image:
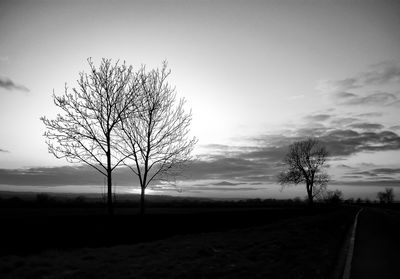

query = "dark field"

[0,198,358,278]
[0,205,342,256]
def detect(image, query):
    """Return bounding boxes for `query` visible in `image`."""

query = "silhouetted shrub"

[377,188,394,204]
[344,198,354,204]
[36,193,56,206]
[74,196,86,204]
[324,190,343,204]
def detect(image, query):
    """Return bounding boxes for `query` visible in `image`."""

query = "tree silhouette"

[324,189,343,204]
[278,138,329,205]
[117,62,196,215]
[41,58,139,215]
[377,188,394,204]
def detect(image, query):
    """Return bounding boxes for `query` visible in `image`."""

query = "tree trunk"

[308,194,314,205]
[306,184,313,206]
[107,168,113,215]
[140,187,146,215]
[106,137,113,215]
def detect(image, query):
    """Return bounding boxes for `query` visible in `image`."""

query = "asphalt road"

[350,207,400,279]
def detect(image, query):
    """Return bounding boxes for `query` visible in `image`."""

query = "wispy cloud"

[212,181,243,186]
[342,168,400,180]
[0,166,138,187]
[371,168,400,175]
[304,114,331,122]
[317,78,359,93]
[179,186,260,192]
[0,76,29,92]
[0,148,10,153]
[330,116,359,126]
[348,123,384,131]
[331,180,400,187]
[361,61,400,85]
[318,60,400,93]
[333,91,399,106]
[356,112,382,118]
[321,130,400,156]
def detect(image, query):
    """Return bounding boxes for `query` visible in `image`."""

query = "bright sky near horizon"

[1,0,400,199]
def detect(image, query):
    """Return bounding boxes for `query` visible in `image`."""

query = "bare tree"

[377,188,394,204]
[41,58,139,215]
[278,138,329,205]
[118,62,196,215]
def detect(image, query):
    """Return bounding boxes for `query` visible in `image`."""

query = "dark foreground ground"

[0,205,357,278]
[351,208,400,279]
[0,206,337,256]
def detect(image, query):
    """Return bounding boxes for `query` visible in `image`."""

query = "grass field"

[0,206,357,278]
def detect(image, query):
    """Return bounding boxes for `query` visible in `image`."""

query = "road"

[350,207,400,279]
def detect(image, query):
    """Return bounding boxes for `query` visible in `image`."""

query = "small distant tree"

[344,198,355,204]
[324,190,343,204]
[36,193,55,206]
[278,138,329,205]
[41,58,139,215]
[377,188,394,204]
[117,62,196,215]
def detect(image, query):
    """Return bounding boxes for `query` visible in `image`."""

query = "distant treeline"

[1,192,398,210]
[0,193,305,209]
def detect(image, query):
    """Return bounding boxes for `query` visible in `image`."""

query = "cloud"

[317,78,359,93]
[318,61,400,93]
[212,181,243,186]
[390,125,400,130]
[337,164,354,169]
[0,76,29,92]
[184,156,274,182]
[356,112,382,118]
[318,61,400,110]
[331,179,400,187]
[201,144,231,150]
[340,166,400,184]
[0,148,9,153]
[0,165,140,186]
[333,91,398,106]
[321,130,400,156]
[348,123,384,131]
[304,114,331,122]
[351,171,379,177]
[362,61,400,85]
[335,92,358,99]
[330,116,359,126]
[182,186,260,192]
[370,168,400,175]
[389,100,400,107]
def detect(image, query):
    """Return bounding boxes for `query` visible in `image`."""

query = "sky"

[1,0,400,200]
